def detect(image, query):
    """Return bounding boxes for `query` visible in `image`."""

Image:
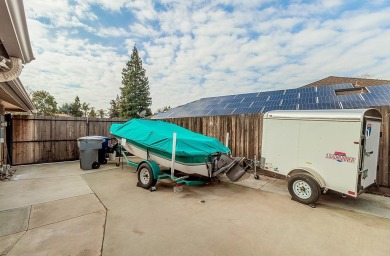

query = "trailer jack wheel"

[288,174,320,205]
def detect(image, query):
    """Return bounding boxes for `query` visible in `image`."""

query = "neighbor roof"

[303,76,390,88]
[153,81,390,119]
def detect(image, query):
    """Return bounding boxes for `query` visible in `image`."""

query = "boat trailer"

[114,135,254,192]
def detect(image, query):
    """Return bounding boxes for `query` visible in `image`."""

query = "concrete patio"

[1,161,390,255]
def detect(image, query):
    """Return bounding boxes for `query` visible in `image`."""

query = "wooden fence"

[5,106,390,187]
[164,106,390,187]
[6,115,127,165]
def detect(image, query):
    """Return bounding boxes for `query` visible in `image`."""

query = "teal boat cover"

[110,119,230,164]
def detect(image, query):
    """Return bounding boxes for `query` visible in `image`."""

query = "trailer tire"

[137,163,157,189]
[288,174,320,205]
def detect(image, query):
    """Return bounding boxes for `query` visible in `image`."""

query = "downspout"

[0,57,23,82]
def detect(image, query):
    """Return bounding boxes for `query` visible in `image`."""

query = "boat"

[110,119,251,183]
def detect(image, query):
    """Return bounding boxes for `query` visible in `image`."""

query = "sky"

[20,0,390,113]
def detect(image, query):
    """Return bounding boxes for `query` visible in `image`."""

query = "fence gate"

[5,115,126,166]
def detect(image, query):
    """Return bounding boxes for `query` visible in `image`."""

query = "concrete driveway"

[1,161,390,255]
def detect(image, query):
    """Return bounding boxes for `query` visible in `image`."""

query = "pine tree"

[108,95,121,118]
[120,46,152,118]
[89,107,96,117]
[69,96,83,117]
[58,103,71,115]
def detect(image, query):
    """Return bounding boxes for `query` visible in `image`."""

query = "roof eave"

[0,78,34,112]
[0,0,35,64]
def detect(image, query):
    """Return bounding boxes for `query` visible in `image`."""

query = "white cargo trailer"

[260,109,382,205]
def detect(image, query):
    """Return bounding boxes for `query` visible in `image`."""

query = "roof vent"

[0,56,23,82]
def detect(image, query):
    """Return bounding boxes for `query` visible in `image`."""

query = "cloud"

[20,0,390,113]
[96,27,130,37]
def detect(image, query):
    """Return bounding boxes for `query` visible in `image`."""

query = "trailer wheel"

[137,163,157,189]
[288,174,320,205]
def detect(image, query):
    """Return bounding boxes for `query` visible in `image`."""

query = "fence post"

[86,117,89,136]
[5,114,12,166]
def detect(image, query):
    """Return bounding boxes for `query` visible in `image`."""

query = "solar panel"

[207,108,237,116]
[316,83,353,90]
[263,100,281,107]
[262,106,282,112]
[364,98,390,106]
[152,83,390,119]
[367,85,390,93]
[336,94,363,101]
[279,105,297,110]
[302,98,318,104]
[234,107,264,114]
[341,100,369,109]
[295,87,315,93]
[281,99,300,105]
[269,94,285,101]
[299,102,341,110]
[315,91,336,97]
[317,96,339,104]
[300,92,321,98]
[239,92,259,99]
[225,101,253,108]
[363,93,388,100]
[257,90,284,98]
[221,98,245,104]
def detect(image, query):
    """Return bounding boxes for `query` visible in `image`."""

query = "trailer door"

[360,121,381,188]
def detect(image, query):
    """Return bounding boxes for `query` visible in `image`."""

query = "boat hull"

[121,139,210,177]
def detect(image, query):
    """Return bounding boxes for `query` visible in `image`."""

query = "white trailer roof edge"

[264,109,381,121]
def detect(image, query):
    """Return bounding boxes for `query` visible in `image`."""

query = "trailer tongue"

[110,119,252,190]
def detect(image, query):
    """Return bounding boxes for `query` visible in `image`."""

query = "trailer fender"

[288,168,326,189]
[137,160,162,178]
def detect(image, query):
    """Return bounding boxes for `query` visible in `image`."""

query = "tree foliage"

[155,106,171,114]
[31,90,108,119]
[97,109,105,118]
[31,90,58,116]
[69,96,83,117]
[58,103,71,115]
[108,95,121,118]
[120,46,152,118]
[82,102,90,117]
[89,107,96,117]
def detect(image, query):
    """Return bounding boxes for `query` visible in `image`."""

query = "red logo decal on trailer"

[326,152,355,163]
